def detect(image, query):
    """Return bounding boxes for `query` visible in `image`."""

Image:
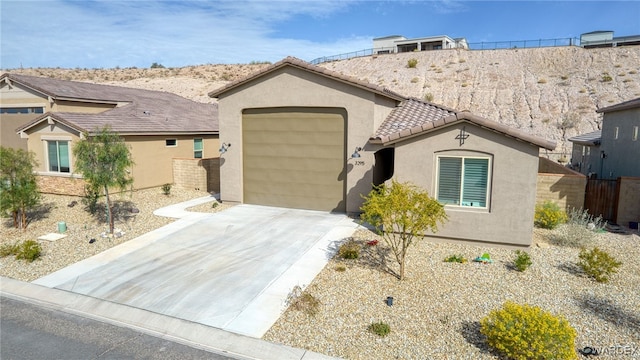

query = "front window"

[47,140,70,173]
[437,156,490,208]
[194,138,203,158]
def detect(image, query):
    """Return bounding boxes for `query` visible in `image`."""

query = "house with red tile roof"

[209,57,556,247]
[1,73,219,194]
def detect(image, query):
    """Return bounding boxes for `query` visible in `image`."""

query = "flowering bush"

[480,301,578,360]
[534,200,567,229]
[366,240,379,246]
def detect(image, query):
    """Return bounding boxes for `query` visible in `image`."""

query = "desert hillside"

[5,46,640,156]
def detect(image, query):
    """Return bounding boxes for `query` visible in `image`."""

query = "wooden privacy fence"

[584,179,619,221]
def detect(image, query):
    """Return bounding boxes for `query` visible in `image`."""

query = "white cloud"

[1,0,369,69]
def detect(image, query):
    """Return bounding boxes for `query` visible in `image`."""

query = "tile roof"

[208,56,406,101]
[3,73,218,135]
[596,97,640,113]
[568,130,602,146]
[371,98,557,150]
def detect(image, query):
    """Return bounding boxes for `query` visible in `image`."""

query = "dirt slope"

[6,46,640,156]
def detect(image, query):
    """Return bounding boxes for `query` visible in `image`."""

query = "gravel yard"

[2,191,639,359]
[0,187,228,282]
[264,228,640,359]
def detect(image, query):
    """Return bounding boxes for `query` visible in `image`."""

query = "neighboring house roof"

[3,73,218,135]
[568,130,602,146]
[596,97,640,114]
[371,98,557,150]
[208,56,406,101]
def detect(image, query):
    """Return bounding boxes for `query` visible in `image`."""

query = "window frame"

[435,154,492,210]
[165,139,177,147]
[46,140,71,173]
[194,138,203,158]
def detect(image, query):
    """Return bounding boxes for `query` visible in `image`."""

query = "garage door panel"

[242,108,346,212]
[245,158,342,173]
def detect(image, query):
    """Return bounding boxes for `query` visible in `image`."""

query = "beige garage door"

[243,107,346,212]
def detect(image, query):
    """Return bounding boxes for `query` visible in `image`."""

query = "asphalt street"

[0,296,240,360]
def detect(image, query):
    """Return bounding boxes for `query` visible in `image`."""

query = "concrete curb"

[1,277,340,360]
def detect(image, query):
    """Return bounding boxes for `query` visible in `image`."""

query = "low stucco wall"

[536,157,587,211]
[616,177,640,226]
[172,157,220,193]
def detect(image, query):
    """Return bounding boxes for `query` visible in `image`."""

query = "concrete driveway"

[33,204,359,338]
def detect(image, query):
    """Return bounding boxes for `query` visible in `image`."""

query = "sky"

[1,0,639,69]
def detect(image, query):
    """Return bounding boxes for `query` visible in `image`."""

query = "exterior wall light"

[351,147,363,158]
[219,142,231,154]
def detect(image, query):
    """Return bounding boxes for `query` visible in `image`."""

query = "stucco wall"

[53,100,115,113]
[25,121,82,173]
[23,123,219,191]
[1,82,48,149]
[125,135,219,190]
[0,114,31,149]
[215,66,398,212]
[392,122,540,247]
[173,157,220,193]
[616,177,640,226]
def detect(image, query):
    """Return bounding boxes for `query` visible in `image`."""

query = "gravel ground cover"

[0,187,228,282]
[3,192,639,359]
[264,228,640,359]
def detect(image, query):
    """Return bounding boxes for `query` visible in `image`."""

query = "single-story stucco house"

[208,57,556,248]
[1,73,219,194]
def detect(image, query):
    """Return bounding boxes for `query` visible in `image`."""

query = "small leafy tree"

[360,180,447,280]
[73,126,134,234]
[0,147,40,229]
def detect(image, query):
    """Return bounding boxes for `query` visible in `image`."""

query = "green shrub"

[211,201,219,209]
[15,240,42,262]
[534,200,566,229]
[286,285,320,316]
[578,247,622,283]
[424,92,434,102]
[0,242,19,257]
[601,73,613,82]
[513,250,532,272]
[369,321,391,337]
[444,254,467,263]
[480,301,578,360]
[334,265,346,272]
[161,183,172,195]
[407,58,418,68]
[338,240,360,259]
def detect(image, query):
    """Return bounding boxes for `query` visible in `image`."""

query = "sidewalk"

[1,277,337,360]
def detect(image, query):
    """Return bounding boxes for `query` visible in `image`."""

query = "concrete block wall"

[37,175,86,196]
[536,157,587,210]
[616,177,640,227]
[536,173,587,211]
[172,158,220,193]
